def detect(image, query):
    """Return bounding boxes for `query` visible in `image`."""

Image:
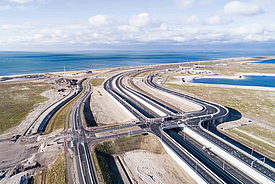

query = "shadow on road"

[84,95,97,127]
[225,107,242,122]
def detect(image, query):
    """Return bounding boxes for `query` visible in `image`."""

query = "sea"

[0,50,275,77]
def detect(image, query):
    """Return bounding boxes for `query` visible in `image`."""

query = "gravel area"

[90,86,135,125]
[122,150,197,184]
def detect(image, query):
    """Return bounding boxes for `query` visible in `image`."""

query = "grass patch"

[0,82,51,134]
[46,153,67,184]
[166,83,275,127]
[45,93,80,134]
[93,134,165,184]
[236,123,275,144]
[114,134,165,154]
[135,71,149,77]
[92,153,104,183]
[91,78,105,87]
[226,128,275,156]
[212,63,275,76]
[165,63,275,156]
[98,91,102,96]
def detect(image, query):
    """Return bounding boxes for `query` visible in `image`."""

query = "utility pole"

[251,143,254,156]
[184,131,186,141]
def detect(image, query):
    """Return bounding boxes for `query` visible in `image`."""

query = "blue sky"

[0,0,275,50]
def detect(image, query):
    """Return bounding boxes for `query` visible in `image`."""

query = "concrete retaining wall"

[123,88,167,116]
[160,140,207,184]
[104,88,137,120]
[183,126,274,184]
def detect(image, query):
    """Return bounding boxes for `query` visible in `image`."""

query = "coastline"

[1,56,274,82]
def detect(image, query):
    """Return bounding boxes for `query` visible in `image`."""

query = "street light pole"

[223,158,225,170]
[251,143,254,156]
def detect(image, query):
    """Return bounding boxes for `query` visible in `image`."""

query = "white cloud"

[1,12,275,48]
[0,5,12,10]
[0,5,34,10]
[88,15,109,26]
[0,24,31,29]
[37,0,51,4]
[203,15,232,25]
[174,0,196,9]
[129,13,157,28]
[117,25,139,32]
[8,0,32,3]
[198,0,217,5]
[183,15,199,24]
[16,5,34,10]
[173,36,187,42]
[224,1,264,16]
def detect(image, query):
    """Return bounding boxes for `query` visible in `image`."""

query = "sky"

[0,0,275,51]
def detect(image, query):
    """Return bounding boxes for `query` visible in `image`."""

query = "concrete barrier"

[122,87,167,116]
[160,139,208,184]
[183,126,274,184]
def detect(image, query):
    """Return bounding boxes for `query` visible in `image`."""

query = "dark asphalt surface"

[104,69,275,183]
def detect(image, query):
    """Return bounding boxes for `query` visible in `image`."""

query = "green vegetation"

[0,77,13,81]
[212,63,275,76]
[98,91,102,96]
[135,71,149,77]
[31,153,67,184]
[165,62,275,157]
[113,133,165,154]
[93,134,165,184]
[91,78,105,87]
[46,153,67,184]
[45,93,80,134]
[225,124,275,156]
[166,83,275,127]
[94,142,118,184]
[0,82,50,134]
[227,128,275,156]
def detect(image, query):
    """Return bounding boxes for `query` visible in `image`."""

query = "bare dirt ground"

[90,85,135,125]
[133,77,195,112]
[122,150,197,184]
[0,128,64,184]
[217,116,254,130]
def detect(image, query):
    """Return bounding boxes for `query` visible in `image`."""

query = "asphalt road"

[70,78,98,184]
[105,68,275,183]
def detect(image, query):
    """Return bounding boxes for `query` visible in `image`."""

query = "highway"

[103,71,231,183]
[103,68,275,183]
[146,73,275,183]
[70,78,98,184]
[32,63,275,183]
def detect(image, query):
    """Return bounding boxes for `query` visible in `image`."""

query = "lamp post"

[251,143,254,156]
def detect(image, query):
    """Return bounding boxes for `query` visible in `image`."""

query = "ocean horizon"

[0,50,274,77]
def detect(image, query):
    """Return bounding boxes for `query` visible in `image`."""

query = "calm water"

[192,76,275,88]
[0,50,274,77]
[255,59,275,64]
